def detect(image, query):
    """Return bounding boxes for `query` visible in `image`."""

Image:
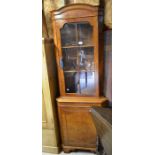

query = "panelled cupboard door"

[58,105,97,148]
[54,16,99,97]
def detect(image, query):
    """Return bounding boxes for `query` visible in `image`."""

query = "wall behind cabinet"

[42,0,112,38]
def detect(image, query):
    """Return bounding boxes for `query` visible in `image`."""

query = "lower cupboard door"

[59,106,97,147]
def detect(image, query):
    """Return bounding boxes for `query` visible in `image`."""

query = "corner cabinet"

[51,4,107,153]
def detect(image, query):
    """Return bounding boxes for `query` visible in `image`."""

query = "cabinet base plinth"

[63,145,96,153]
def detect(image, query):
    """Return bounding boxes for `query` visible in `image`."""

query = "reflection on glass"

[60,22,93,47]
[60,22,95,95]
[62,47,94,71]
[80,71,95,95]
[61,23,76,46]
[78,23,93,45]
[64,71,95,95]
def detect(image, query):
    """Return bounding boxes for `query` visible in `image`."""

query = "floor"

[42,151,96,155]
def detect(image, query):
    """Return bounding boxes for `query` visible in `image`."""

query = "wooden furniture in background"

[42,38,60,153]
[51,4,107,152]
[91,107,112,155]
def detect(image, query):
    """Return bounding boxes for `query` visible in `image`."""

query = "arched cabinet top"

[51,3,104,20]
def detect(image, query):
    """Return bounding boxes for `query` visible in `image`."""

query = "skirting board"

[42,145,61,154]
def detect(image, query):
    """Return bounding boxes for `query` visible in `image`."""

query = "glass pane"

[64,72,79,93]
[62,47,94,71]
[60,22,93,47]
[60,22,95,95]
[61,23,77,46]
[80,71,95,95]
[62,47,77,71]
[78,23,93,45]
[63,47,95,95]
[64,71,95,95]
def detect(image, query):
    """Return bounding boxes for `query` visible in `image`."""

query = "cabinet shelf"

[62,44,94,49]
[64,69,95,73]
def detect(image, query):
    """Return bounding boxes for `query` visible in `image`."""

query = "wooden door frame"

[55,17,99,97]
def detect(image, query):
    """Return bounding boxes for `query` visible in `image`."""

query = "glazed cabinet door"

[58,105,97,148]
[55,17,99,97]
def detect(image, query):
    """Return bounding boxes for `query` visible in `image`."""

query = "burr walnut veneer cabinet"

[51,4,107,153]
